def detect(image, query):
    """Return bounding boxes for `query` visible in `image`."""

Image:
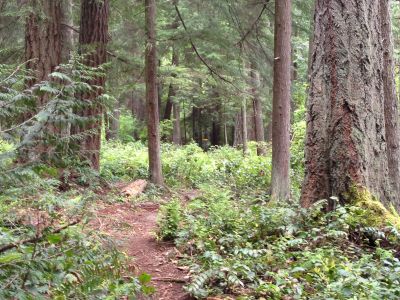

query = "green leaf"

[138,272,152,284]
[0,252,23,263]
[47,233,63,244]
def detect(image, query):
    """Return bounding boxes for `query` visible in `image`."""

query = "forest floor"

[91,185,196,300]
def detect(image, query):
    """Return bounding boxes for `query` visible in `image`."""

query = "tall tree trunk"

[250,63,266,156]
[381,0,400,202]
[25,0,62,103]
[105,107,120,141]
[163,46,179,121]
[242,100,248,155]
[24,0,62,162]
[301,0,396,210]
[60,0,73,62]
[271,0,292,200]
[172,102,181,145]
[73,0,109,171]
[145,0,163,185]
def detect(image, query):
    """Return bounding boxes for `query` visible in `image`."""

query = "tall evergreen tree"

[145,0,163,185]
[271,0,292,200]
[73,0,109,171]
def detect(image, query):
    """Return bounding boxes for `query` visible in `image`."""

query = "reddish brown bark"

[145,0,163,185]
[74,0,109,171]
[271,0,292,200]
[301,0,396,209]
[25,0,62,105]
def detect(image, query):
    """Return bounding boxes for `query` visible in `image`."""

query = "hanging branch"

[236,3,268,47]
[174,4,232,84]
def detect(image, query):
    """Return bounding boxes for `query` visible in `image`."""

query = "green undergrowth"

[101,141,276,197]
[0,145,149,299]
[157,188,400,299]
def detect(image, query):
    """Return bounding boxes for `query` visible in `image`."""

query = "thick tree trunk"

[145,0,163,185]
[271,0,292,200]
[301,0,396,209]
[250,64,266,156]
[73,0,109,171]
[23,0,62,162]
[381,0,400,202]
[25,0,62,104]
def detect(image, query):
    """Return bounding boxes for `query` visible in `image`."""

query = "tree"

[145,0,163,185]
[271,0,292,200]
[74,0,109,171]
[381,0,400,202]
[23,0,63,162]
[301,0,398,210]
[250,63,266,156]
[25,0,62,103]
[60,0,74,62]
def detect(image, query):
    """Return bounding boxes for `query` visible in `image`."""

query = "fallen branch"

[152,277,188,283]
[0,219,81,254]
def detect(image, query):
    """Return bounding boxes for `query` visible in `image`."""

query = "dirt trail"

[92,201,191,300]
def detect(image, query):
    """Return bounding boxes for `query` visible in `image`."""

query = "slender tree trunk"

[145,0,163,185]
[271,0,292,200]
[172,102,181,145]
[72,0,109,171]
[381,0,400,202]
[105,107,120,141]
[60,0,73,62]
[242,100,248,155]
[250,63,266,156]
[301,0,397,210]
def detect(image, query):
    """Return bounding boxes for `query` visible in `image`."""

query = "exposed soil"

[92,200,192,300]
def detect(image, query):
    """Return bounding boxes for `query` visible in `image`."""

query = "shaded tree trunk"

[172,102,181,145]
[250,64,266,156]
[271,0,292,200]
[381,0,400,202]
[73,0,109,171]
[242,100,248,155]
[145,0,163,185]
[23,0,62,162]
[60,0,73,62]
[25,0,62,104]
[301,0,397,210]
[163,46,179,121]
[192,106,202,147]
[105,107,120,141]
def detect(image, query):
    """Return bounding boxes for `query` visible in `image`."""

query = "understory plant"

[158,184,400,299]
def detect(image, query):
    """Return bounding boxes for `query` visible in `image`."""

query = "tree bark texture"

[145,0,163,185]
[271,0,292,201]
[74,0,109,171]
[381,0,400,203]
[25,0,62,105]
[60,0,74,62]
[301,0,397,209]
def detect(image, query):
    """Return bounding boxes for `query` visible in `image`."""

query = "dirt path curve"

[92,201,192,300]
